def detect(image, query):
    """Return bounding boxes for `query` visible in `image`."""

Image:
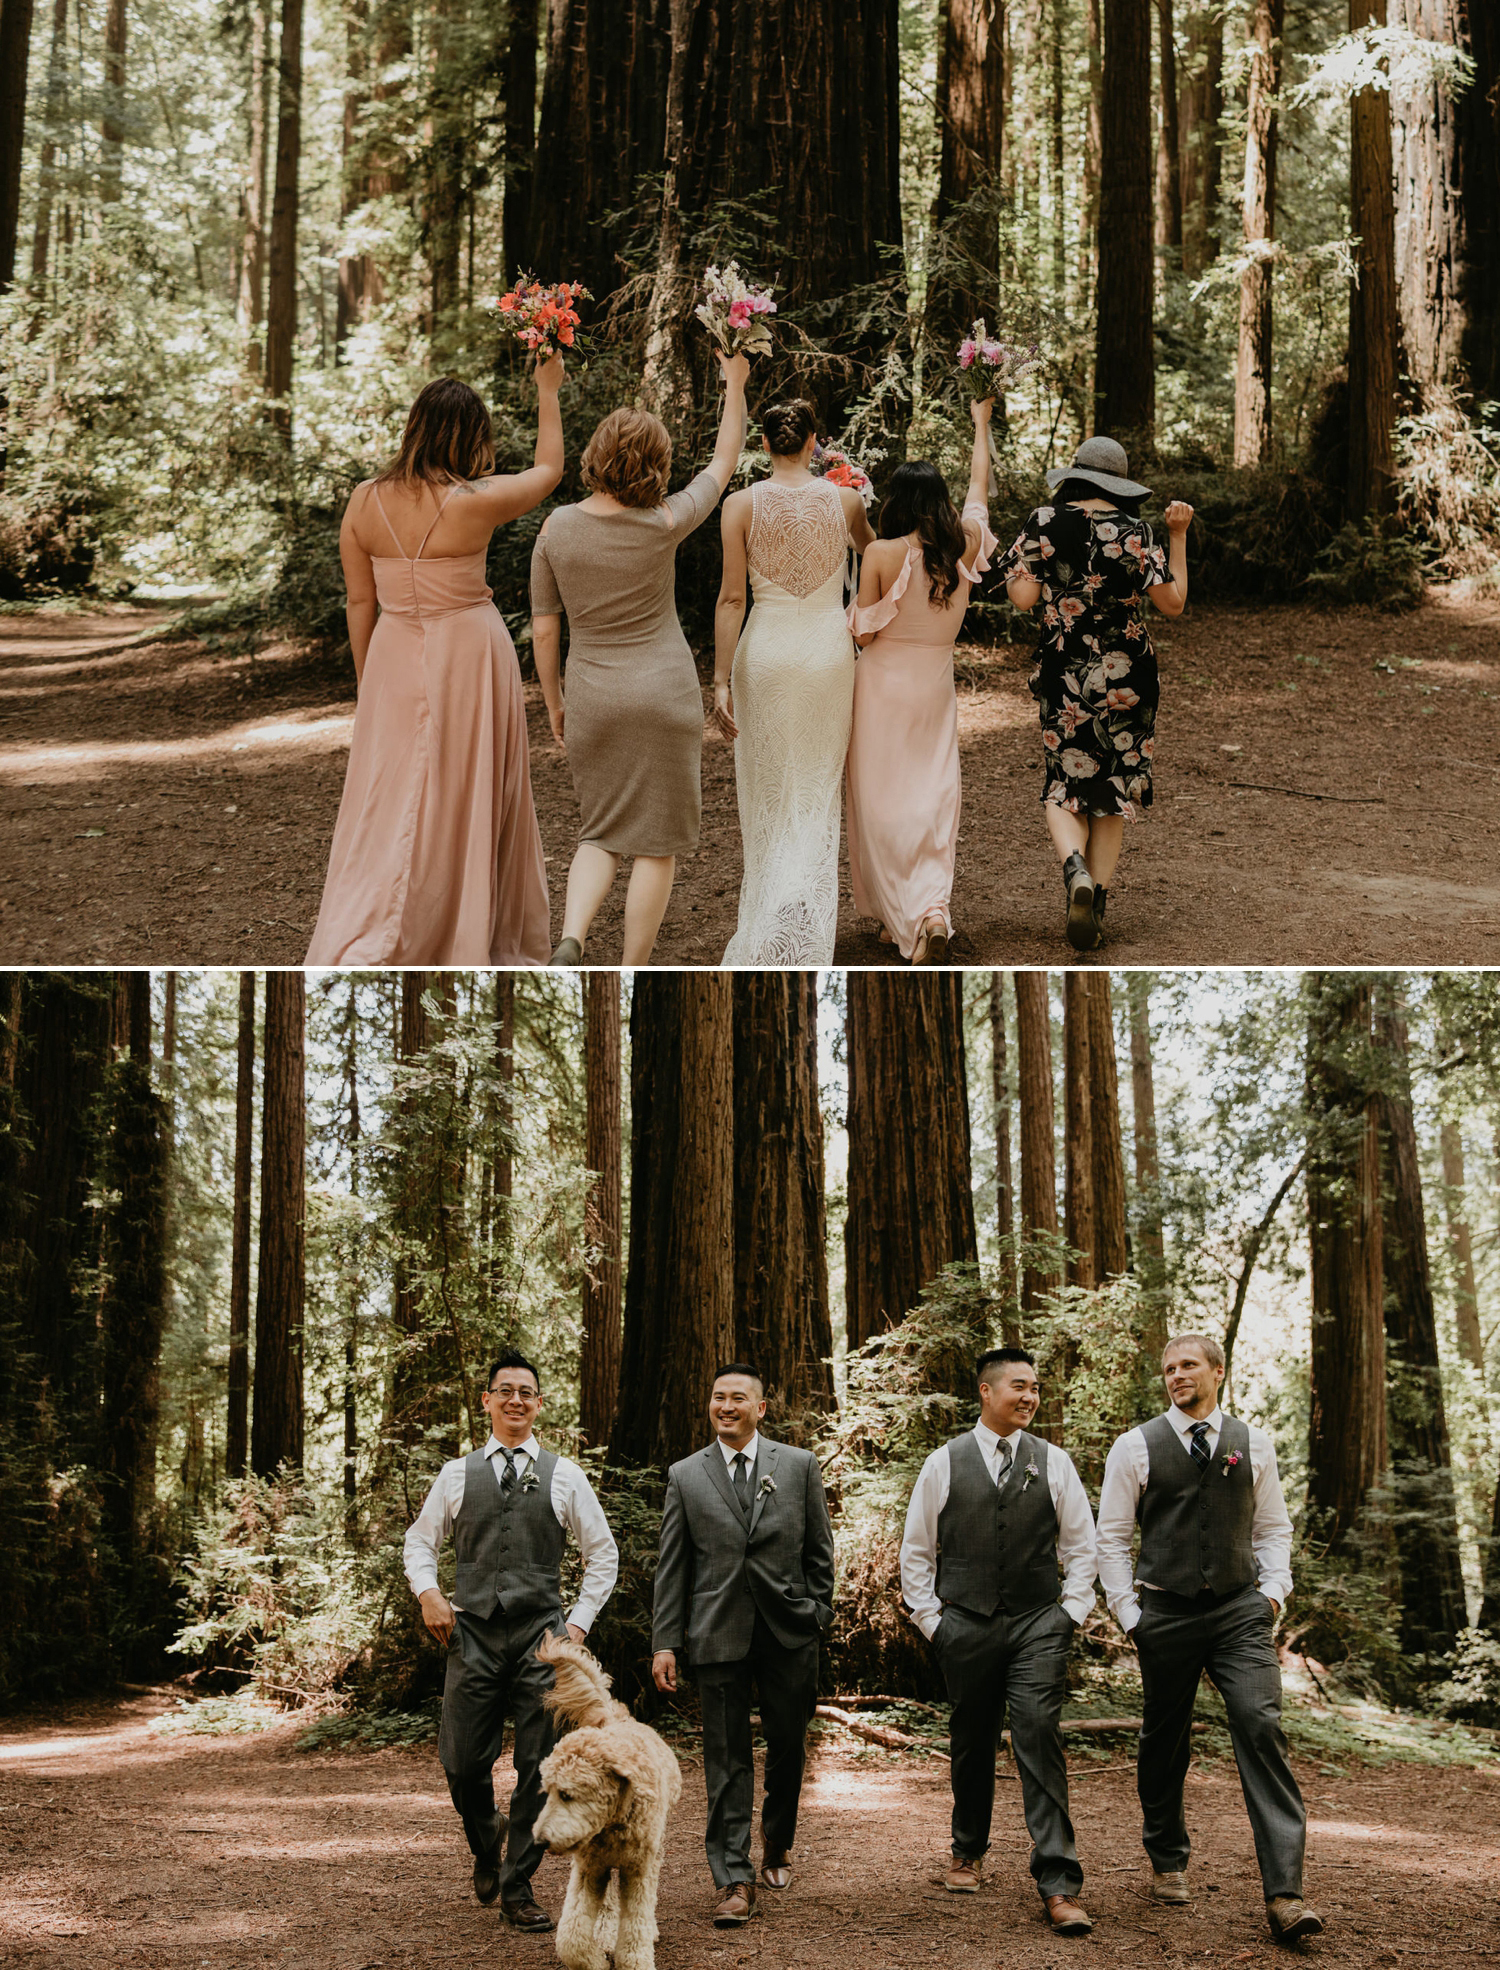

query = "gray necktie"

[498,1446,519,1491]
[732,1451,750,1511]
[996,1440,1014,1485]
[1189,1421,1211,1469]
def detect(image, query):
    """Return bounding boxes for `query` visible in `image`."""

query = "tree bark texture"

[28,0,68,294]
[250,971,305,1477]
[1127,973,1169,1357]
[264,0,305,418]
[426,0,465,334]
[1371,978,1467,1658]
[1082,0,1103,294]
[613,975,735,1471]
[991,973,1018,1336]
[1178,2,1222,276]
[1438,1118,1485,1370]
[844,974,977,1351]
[502,0,540,282]
[1087,975,1129,1280]
[1094,0,1155,441]
[580,973,623,1448]
[0,0,35,288]
[1346,0,1398,519]
[1305,973,1386,1548]
[1014,970,1060,1322]
[14,975,114,1447]
[1155,0,1182,253]
[334,0,368,358]
[1063,973,1096,1289]
[1232,0,1282,466]
[732,973,834,1439]
[240,0,273,373]
[226,972,256,1479]
[101,0,126,203]
[931,0,1005,343]
[99,974,168,1568]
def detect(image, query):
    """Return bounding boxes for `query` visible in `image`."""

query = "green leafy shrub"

[1431,1629,1500,1729]
[1303,519,1425,611]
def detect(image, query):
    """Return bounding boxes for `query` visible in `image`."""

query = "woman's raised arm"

[476,354,567,524]
[702,351,751,495]
[965,397,993,512]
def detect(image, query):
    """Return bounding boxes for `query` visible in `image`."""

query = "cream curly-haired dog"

[532,1634,682,1970]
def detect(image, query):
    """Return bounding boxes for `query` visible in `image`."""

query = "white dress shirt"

[899,1422,1099,1637]
[718,1431,761,1473]
[1095,1405,1294,1632]
[403,1434,620,1633]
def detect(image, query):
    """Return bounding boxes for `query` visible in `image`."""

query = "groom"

[651,1363,836,1929]
[1096,1332,1323,1946]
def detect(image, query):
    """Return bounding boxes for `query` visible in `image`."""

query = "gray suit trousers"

[1133,1583,1306,1899]
[696,1614,819,1888]
[437,1604,565,1897]
[936,1598,1082,1900]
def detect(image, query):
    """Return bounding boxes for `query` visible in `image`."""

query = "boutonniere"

[758,1474,777,1497]
[519,1470,541,1492]
[1021,1461,1040,1491]
[1220,1452,1241,1477]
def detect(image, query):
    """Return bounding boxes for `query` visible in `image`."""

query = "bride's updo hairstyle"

[760,399,818,458]
[878,460,967,608]
[580,408,673,508]
[380,377,496,486]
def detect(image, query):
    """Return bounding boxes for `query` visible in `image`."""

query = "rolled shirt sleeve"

[1247,1426,1294,1610]
[1050,1449,1099,1626]
[403,1458,464,1601]
[1096,1429,1148,1632]
[557,1459,620,1635]
[898,1446,950,1640]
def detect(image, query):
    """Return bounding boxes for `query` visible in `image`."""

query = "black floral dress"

[998,503,1170,819]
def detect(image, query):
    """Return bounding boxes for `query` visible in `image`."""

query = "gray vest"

[453,1446,565,1622]
[1137,1413,1255,1598]
[936,1429,1061,1618]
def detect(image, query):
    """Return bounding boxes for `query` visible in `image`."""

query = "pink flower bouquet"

[695,261,777,358]
[956,318,1042,401]
[813,443,874,506]
[495,276,591,358]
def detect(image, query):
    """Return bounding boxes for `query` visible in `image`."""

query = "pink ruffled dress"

[843,501,996,959]
[306,485,551,966]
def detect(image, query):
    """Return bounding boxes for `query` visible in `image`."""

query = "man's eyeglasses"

[488,1383,540,1401]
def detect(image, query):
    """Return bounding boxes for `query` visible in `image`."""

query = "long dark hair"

[379,377,496,487]
[878,461,967,607]
[1051,475,1146,519]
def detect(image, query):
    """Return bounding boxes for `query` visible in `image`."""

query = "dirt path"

[1,1689,1496,1967]
[3,592,1499,966]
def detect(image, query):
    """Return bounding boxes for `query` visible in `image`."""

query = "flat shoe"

[1062,855,1097,952]
[549,936,583,966]
[911,913,950,966]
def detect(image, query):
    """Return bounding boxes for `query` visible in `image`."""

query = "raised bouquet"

[495,276,590,358]
[813,442,874,506]
[694,261,777,357]
[956,318,1042,400]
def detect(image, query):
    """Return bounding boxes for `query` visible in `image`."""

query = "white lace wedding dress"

[723,479,856,965]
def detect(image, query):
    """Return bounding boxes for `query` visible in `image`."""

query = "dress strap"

[414,481,464,561]
[370,485,407,558]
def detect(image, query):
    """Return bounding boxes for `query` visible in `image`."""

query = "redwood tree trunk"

[1128,972,1169,1356]
[1305,973,1385,1547]
[1094,0,1155,440]
[1088,975,1129,1279]
[264,0,305,422]
[334,0,368,359]
[1081,0,1103,294]
[1232,0,1282,466]
[930,0,1005,343]
[580,973,623,1448]
[28,0,68,295]
[844,974,978,1350]
[502,0,539,282]
[240,0,273,374]
[1372,978,1467,1659]
[1063,974,1096,1289]
[1439,1118,1486,1369]
[1346,0,1398,519]
[1178,2,1223,277]
[0,0,34,288]
[991,973,1017,1333]
[101,0,126,203]
[732,973,834,1439]
[391,972,428,1443]
[613,975,735,1471]
[1014,971,1060,1323]
[226,972,256,1480]
[250,971,305,1477]
[1154,0,1182,253]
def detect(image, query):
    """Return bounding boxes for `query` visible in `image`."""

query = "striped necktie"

[1189,1421,1211,1469]
[996,1440,1014,1485]
[498,1446,519,1491]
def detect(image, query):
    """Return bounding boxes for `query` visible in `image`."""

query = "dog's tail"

[537,1631,628,1730]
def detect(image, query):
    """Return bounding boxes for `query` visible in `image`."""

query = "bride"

[713,399,874,964]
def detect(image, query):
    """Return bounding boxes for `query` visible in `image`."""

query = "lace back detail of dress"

[746,480,849,597]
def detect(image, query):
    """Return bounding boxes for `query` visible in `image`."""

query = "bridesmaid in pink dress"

[845,399,996,965]
[307,359,564,965]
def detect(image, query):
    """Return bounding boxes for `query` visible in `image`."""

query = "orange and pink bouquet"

[496,276,591,359]
[813,443,874,507]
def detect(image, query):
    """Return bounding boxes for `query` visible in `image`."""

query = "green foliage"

[1431,1630,1500,1729]
[561,1454,667,1710]
[1303,519,1426,612]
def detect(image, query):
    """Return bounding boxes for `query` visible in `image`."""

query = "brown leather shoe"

[712,1882,756,1926]
[944,1856,983,1892]
[501,1896,554,1933]
[760,1849,792,1889]
[1267,1896,1324,1943]
[1045,1895,1094,1936]
[1152,1870,1191,1904]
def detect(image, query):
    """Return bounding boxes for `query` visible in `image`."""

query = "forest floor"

[3,589,1499,967]
[2,1686,1498,1968]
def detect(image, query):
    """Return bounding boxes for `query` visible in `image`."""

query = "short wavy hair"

[580,408,673,509]
[380,376,495,487]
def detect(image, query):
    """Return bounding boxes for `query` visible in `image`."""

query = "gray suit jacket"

[651,1438,836,1663]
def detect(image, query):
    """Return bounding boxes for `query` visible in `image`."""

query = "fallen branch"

[1226,781,1386,805]
[828,1694,946,1716]
[814,1705,1207,1761]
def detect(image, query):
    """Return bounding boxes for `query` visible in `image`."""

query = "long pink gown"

[844,504,996,959]
[306,486,550,966]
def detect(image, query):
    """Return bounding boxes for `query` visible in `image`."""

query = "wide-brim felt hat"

[1044,435,1152,500]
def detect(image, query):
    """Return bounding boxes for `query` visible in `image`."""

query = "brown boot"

[1152,1870,1191,1904]
[944,1856,983,1892]
[1045,1895,1094,1936]
[760,1849,793,1890]
[712,1882,756,1927]
[1267,1896,1324,1944]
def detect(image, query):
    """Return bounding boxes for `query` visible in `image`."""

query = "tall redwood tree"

[250,971,305,1477]
[580,973,623,1448]
[1094,0,1155,439]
